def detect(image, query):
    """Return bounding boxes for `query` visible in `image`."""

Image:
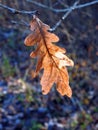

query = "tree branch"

[1,1,98,15]
[0,3,37,15]
[11,20,30,27]
[0,0,98,30]
[50,1,79,31]
[27,0,98,13]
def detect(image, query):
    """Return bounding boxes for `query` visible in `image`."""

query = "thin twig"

[0,3,37,15]
[1,0,98,30]
[11,20,30,27]
[27,0,98,13]
[0,1,98,14]
[75,97,86,113]
[50,1,79,31]
[27,0,51,10]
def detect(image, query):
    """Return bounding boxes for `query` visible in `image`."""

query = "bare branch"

[0,0,98,30]
[27,0,98,13]
[11,20,30,27]
[50,1,79,31]
[0,3,37,15]
[26,0,52,10]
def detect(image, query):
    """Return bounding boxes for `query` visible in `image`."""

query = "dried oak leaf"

[24,15,74,97]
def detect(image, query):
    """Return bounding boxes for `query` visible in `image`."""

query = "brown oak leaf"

[24,15,74,97]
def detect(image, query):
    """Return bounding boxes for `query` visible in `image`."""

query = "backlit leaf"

[24,15,74,97]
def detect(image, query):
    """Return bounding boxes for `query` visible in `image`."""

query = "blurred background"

[0,0,98,130]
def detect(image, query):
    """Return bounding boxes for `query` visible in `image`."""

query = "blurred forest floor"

[0,0,98,130]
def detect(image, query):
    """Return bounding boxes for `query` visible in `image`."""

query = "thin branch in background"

[11,20,30,27]
[50,1,79,31]
[0,3,37,15]
[26,0,50,9]
[75,97,86,113]
[76,0,98,9]
[57,0,69,8]
[0,0,98,30]
[52,0,61,7]
[0,0,98,14]
[27,0,98,13]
